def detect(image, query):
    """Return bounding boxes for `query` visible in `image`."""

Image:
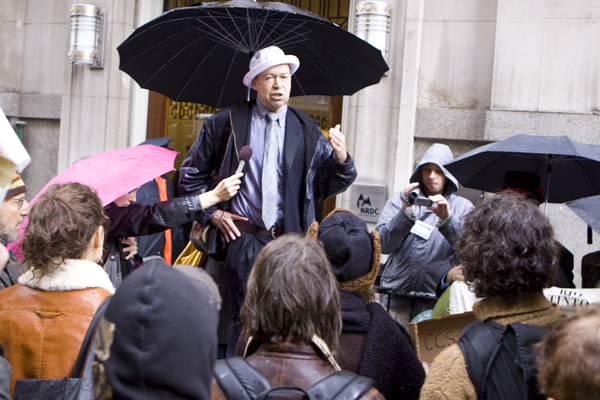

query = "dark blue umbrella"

[117,0,389,108]
[445,134,600,207]
[567,195,600,235]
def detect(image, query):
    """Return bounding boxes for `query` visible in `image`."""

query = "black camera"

[409,188,433,207]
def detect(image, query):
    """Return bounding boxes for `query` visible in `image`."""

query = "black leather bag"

[13,296,111,400]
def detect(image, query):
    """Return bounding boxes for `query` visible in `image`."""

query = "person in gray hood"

[376,143,473,325]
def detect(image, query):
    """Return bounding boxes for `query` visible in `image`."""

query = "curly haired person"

[536,306,600,400]
[420,191,564,400]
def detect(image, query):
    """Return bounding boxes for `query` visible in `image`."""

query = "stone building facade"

[1,0,599,284]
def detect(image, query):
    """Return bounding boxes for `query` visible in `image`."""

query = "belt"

[234,220,283,238]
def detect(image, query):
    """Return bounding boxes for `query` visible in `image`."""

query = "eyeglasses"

[9,197,26,209]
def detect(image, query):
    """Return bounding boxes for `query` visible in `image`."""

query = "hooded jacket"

[93,258,219,400]
[179,100,357,237]
[376,144,473,312]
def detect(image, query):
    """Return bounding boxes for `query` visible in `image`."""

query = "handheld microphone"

[236,146,253,174]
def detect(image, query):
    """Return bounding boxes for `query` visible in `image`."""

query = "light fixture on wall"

[68,4,105,69]
[356,1,391,63]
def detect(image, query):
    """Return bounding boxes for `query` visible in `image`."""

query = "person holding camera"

[376,143,473,325]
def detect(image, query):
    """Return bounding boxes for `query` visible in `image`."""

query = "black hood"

[93,258,219,399]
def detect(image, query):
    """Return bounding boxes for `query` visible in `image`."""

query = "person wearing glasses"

[0,174,29,289]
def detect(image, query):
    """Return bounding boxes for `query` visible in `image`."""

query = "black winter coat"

[179,100,357,232]
[102,196,203,288]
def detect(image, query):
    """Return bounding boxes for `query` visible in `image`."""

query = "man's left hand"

[427,194,451,221]
[329,124,348,163]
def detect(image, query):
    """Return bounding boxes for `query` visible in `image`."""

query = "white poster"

[349,184,386,223]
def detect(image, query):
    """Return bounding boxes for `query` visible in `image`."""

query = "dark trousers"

[224,231,272,358]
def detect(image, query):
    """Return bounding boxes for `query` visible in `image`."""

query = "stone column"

[340,0,412,216]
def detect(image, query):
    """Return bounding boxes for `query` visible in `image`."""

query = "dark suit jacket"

[179,100,357,235]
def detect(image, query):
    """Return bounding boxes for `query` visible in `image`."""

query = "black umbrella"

[444,134,600,206]
[117,0,389,108]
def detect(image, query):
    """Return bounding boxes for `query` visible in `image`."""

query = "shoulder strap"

[255,387,311,400]
[457,320,504,398]
[215,116,232,180]
[71,295,112,378]
[214,357,271,400]
[508,323,547,400]
[459,321,547,400]
[308,371,374,400]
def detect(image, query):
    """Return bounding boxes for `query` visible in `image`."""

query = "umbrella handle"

[544,164,552,215]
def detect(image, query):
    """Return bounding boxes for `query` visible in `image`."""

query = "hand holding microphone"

[198,146,253,208]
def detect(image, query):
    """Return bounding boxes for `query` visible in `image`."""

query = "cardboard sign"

[408,311,477,363]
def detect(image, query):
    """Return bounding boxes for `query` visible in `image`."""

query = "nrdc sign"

[350,184,386,223]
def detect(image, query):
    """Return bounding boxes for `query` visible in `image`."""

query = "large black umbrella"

[117,0,389,108]
[444,134,600,205]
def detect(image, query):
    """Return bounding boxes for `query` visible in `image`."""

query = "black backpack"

[214,357,374,400]
[457,320,547,400]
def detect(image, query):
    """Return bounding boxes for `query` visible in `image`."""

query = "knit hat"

[307,209,380,294]
[6,173,26,199]
[243,46,300,88]
[93,258,219,399]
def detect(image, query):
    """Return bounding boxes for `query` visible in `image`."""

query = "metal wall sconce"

[356,1,391,63]
[68,4,105,69]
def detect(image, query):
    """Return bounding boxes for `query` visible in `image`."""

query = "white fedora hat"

[243,46,300,88]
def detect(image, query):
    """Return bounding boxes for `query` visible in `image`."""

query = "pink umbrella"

[31,144,178,207]
[8,144,178,259]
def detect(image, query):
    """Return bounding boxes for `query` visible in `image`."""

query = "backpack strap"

[459,320,547,400]
[308,371,374,400]
[457,319,504,398]
[214,357,271,400]
[509,323,547,400]
[71,295,112,378]
[255,387,312,400]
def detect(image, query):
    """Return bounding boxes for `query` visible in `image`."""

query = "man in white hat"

[179,46,357,356]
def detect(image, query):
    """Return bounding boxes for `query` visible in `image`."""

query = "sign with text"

[544,287,600,307]
[408,311,477,363]
[350,184,386,223]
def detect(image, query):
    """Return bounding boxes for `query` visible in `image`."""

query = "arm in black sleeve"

[105,195,202,239]
[312,136,357,202]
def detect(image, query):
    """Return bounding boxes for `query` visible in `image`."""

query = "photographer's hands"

[427,194,451,221]
[403,182,420,210]
[403,182,451,221]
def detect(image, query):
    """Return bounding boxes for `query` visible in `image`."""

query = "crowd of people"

[0,44,598,400]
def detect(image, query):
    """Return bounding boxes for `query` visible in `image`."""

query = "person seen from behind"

[92,258,221,399]
[211,235,384,400]
[536,306,600,400]
[0,183,114,394]
[307,209,426,400]
[420,191,565,400]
